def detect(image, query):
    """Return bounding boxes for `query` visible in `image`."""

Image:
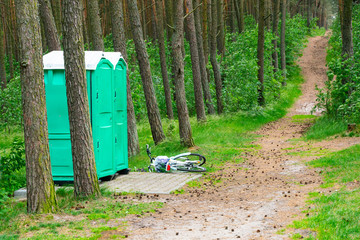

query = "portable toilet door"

[91,57,116,178]
[113,57,128,171]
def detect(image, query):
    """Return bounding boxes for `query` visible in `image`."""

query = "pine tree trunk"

[126,0,165,145]
[272,0,280,73]
[185,0,206,122]
[3,0,14,80]
[209,0,224,114]
[165,0,174,43]
[87,0,104,50]
[38,0,61,51]
[110,0,140,157]
[280,0,287,83]
[62,0,100,198]
[257,0,265,106]
[340,0,353,59]
[307,0,311,28]
[155,0,174,120]
[50,0,62,36]
[194,0,216,115]
[140,0,147,40]
[15,0,58,213]
[172,0,194,147]
[0,9,7,89]
[216,0,225,55]
[234,0,244,33]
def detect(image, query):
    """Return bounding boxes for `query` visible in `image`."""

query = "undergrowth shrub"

[316,4,360,123]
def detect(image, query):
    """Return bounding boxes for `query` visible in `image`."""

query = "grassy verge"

[291,144,360,239]
[0,188,163,239]
[304,116,348,141]
[129,65,304,172]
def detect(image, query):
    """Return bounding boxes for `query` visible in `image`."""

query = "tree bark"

[0,8,6,89]
[257,0,265,106]
[216,0,225,55]
[280,0,287,83]
[126,0,165,145]
[87,0,104,50]
[172,0,194,147]
[3,0,14,80]
[307,0,311,28]
[110,0,140,157]
[272,0,280,73]
[185,0,207,122]
[15,0,58,213]
[194,0,216,115]
[234,0,244,33]
[62,0,101,198]
[50,0,62,36]
[155,0,174,120]
[209,0,224,114]
[165,0,174,43]
[38,0,61,51]
[339,0,353,59]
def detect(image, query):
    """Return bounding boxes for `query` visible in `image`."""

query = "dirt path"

[117,34,360,240]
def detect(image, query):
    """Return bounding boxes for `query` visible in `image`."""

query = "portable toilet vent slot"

[43,51,128,181]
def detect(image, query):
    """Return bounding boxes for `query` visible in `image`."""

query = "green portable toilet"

[43,51,128,181]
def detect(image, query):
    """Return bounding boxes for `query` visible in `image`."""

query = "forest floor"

[112,33,360,239]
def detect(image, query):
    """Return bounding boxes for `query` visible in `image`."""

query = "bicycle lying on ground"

[146,144,206,172]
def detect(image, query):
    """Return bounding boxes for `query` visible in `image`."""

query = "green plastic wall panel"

[114,59,128,171]
[45,54,128,181]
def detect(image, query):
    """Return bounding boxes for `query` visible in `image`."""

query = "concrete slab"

[14,172,202,198]
[103,172,202,194]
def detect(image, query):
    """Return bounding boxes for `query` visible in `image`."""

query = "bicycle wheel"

[173,153,206,166]
[176,165,206,172]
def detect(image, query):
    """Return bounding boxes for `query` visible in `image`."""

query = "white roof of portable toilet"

[43,51,124,70]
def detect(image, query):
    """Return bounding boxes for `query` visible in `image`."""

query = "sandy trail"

[115,34,360,240]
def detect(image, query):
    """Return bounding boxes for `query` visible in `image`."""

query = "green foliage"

[0,137,26,195]
[0,77,22,129]
[316,5,360,122]
[292,145,360,239]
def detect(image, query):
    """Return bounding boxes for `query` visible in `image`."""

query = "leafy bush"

[0,76,22,129]
[316,5,360,123]
[0,137,26,195]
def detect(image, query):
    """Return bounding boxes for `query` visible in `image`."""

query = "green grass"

[0,187,162,239]
[291,144,360,239]
[0,127,23,153]
[130,65,304,172]
[309,144,360,185]
[305,116,348,140]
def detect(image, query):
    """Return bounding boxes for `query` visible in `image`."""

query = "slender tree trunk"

[228,0,235,32]
[0,8,7,89]
[126,0,165,145]
[217,0,225,55]
[62,0,101,198]
[87,0,104,50]
[155,0,174,120]
[38,0,61,51]
[194,0,216,115]
[15,0,58,213]
[3,0,14,80]
[257,0,265,106]
[272,0,280,73]
[185,0,206,122]
[111,0,140,157]
[280,0,287,83]
[234,0,244,33]
[209,0,224,114]
[340,0,353,59]
[307,0,311,28]
[140,0,147,40]
[172,0,194,147]
[50,0,62,36]
[165,0,174,43]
